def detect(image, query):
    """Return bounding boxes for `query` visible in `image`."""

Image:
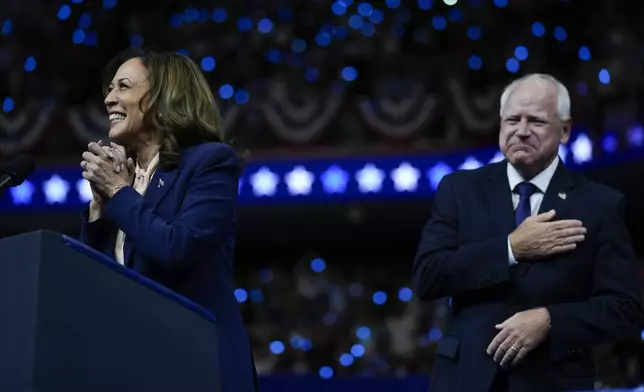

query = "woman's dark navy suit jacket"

[80,142,254,392]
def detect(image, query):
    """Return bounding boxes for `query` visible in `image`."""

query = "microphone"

[0,155,36,197]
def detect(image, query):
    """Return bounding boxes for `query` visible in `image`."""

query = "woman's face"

[104,57,150,143]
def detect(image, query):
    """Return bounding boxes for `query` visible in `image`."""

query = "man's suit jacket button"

[509,300,517,307]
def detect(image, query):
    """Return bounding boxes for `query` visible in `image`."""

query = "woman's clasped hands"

[81,140,135,201]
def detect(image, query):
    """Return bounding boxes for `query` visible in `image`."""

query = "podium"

[0,231,221,392]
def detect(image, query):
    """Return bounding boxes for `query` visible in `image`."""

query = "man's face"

[499,80,571,174]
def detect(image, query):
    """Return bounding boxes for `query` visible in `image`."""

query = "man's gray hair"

[499,73,571,121]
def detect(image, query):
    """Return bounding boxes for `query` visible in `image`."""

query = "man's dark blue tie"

[514,182,539,226]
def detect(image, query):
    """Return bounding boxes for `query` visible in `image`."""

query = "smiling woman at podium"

[78,48,256,392]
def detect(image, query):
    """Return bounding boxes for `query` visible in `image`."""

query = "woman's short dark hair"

[103,48,246,170]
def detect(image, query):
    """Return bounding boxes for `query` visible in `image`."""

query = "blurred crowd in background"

[1,0,643,389]
[1,0,643,159]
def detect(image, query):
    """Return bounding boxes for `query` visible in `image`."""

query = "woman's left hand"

[81,143,135,199]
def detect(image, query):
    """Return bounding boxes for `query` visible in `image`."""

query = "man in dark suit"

[412,73,643,392]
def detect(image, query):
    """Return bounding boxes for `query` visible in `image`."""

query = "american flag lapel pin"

[158,178,164,188]
[558,192,566,200]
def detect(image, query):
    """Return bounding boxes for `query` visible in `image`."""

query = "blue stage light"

[310,258,326,272]
[2,97,14,113]
[341,66,358,82]
[58,5,72,20]
[24,56,36,72]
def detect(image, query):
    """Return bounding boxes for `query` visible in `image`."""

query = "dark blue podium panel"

[0,231,220,392]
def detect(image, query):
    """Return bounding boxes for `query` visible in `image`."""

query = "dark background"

[1,0,643,388]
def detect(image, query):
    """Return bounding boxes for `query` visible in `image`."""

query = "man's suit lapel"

[123,168,180,268]
[537,161,574,216]
[485,161,516,238]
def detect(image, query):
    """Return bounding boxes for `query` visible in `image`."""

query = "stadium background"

[1,0,643,390]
